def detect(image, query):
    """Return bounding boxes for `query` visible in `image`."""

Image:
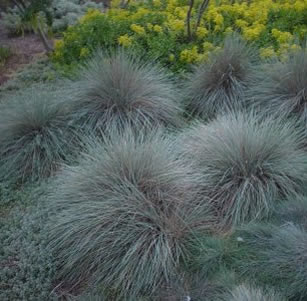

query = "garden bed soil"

[0,22,47,86]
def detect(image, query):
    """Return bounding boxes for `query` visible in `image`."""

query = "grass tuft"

[226,284,286,301]
[69,50,183,132]
[0,87,79,184]
[273,196,307,230]
[177,112,307,226]
[159,270,236,301]
[183,35,255,120]
[47,128,215,298]
[249,49,307,123]
[234,223,307,300]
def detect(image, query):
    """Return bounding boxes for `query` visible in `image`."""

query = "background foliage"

[52,0,307,73]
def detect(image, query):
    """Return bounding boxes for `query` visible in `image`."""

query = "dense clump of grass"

[71,294,105,301]
[177,112,307,226]
[0,87,79,184]
[159,270,236,301]
[273,196,307,230]
[234,223,307,300]
[249,50,307,122]
[225,284,286,301]
[183,35,255,120]
[47,129,215,298]
[184,234,243,279]
[69,50,183,132]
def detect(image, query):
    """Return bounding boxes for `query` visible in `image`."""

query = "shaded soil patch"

[0,22,48,86]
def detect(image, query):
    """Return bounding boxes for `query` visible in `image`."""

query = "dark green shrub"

[68,51,183,132]
[47,129,216,298]
[0,86,79,184]
[177,112,307,226]
[183,35,256,120]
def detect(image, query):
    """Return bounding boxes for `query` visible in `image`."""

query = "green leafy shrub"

[233,223,307,300]
[68,51,183,132]
[183,35,256,120]
[0,86,80,184]
[47,129,216,298]
[177,112,307,226]
[52,0,306,73]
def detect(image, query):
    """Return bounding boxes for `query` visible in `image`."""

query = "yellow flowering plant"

[52,0,307,73]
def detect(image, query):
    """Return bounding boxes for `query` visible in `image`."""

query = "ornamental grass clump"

[273,196,307,230]
[249,49,307,122]
[69,50,183,132]
[184,36,255,120]
[226,284,286,301]
[235,223,307,300]
[177,112,307,226]
[47,129,215,298]
[158,270,236,301]
[0,87,78,184]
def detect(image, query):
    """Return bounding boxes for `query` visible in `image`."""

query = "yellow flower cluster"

[167,19,185,33]
[153,25,163,33]
[259,46,276,59]
[272,29,293,44]
[130,24,146,35]
[79,47,90,58]
[180,46,200,64]
[53,0,307,71]
[243,23,266,41]
[118,34,133,47]
[79,9,101,24]
[196,27,208,39]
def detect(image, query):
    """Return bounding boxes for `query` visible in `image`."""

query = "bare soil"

[0,23,47,86]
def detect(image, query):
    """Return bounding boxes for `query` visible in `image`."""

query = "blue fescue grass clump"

[225,284,286,301]
[72,294,105,301]
[183,234,242,279]
[47,128,216,299]
[69,50,183,132]
[183,35,256,120]
[0,87,80,184]
[158,269,236,301]
[233,223,307,300]
[248,49,307,122]
[177,112,307,226]
[273,196,307,230]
